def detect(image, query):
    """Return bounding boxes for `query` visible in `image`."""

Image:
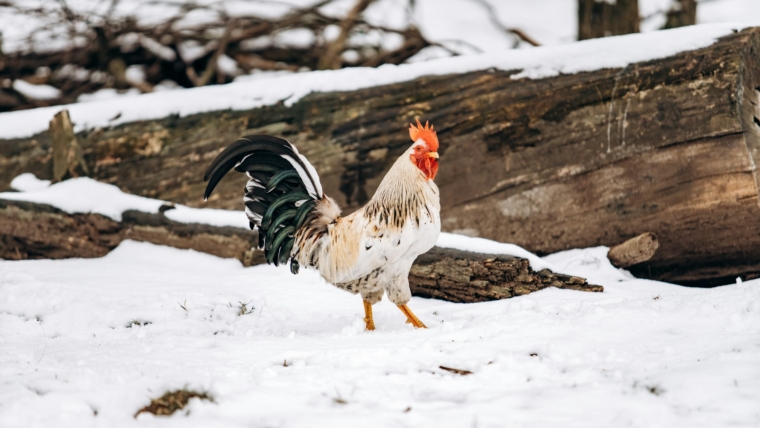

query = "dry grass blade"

[467,0,541,47]
[187,19,236,87]
[234,301,255,316]
[134,388,214,418]
[439,365,472,376]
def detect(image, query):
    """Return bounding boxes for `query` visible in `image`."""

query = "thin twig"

[317,0,375,70]
[439,365,472,376]
[467,0,541,47]
[188,19,236,87]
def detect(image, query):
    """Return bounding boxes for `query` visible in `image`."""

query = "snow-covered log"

[0,198,263,265]
[1,26,759,286]
[0,198,601,302]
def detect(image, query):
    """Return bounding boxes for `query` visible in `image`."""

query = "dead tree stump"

[49,110,88,182]
[578,0,640,40]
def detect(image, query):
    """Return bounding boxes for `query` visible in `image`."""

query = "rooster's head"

[408,119,439,180]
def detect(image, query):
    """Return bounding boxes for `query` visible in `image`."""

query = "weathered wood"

[0,199,122,260]
[2,29,760,286]
[120,208,266,266]
[409,247,602,303]
[0,199,263,265]
[49,110,88,182]
[607,232,659,268]
[0,198,601,302]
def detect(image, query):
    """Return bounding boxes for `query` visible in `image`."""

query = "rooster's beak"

[426,152,439,159]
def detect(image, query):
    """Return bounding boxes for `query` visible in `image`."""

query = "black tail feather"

[203,135,321,201]
[203,134,322,273]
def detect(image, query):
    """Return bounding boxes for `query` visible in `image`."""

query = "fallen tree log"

[0,198,601,302]
[0,199,263,265]
[410,248,602,303]
[2,29,760,286]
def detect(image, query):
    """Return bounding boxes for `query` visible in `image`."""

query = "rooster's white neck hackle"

[363,141,439,230]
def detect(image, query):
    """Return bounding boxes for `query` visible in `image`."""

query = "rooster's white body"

[296,144,441,305]
[203,120,441,329]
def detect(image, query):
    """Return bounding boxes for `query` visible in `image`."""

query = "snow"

[1,174,759,426]
[10,173,51,193]
[0,176,250,228]
[0,23,747,139]
[3,0,755,56]
[436,233,552,271]
[11,80,62,101]
[2,2,759,419]
[699,0,760,27]
[1,239,758,427]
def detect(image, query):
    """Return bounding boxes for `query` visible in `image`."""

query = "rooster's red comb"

[409,119,439,151]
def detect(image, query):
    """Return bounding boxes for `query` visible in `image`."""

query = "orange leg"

[363,300,376,331]
[397,304,427,329]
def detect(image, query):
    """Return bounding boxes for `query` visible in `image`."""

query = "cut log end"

[607,232,660,268]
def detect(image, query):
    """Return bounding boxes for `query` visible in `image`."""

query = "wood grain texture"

[607,232,659,268]
[409,247,601,303]
[2,29,760,286]
[0,199,263,265]
[0,198,600,302]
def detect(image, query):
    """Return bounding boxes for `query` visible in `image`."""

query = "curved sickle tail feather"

[203,135,329,273]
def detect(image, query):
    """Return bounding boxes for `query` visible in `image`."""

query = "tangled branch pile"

[0,0,442,112]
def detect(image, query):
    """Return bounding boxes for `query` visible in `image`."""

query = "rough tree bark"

[0,198,263,264]
[2,29,760,286]
[607,232,659,268]
[410,248,602,303]
[578,0,640,40]
[0,198,602,302]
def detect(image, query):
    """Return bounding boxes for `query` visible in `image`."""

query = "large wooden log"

[2,29,760,286]
[410,248,601,303]
[0,198,601,302]
[0,199,262,264]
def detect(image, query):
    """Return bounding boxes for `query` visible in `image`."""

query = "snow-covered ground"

[2,2,760,420]
[1,175,759,427]
[2,240,758,427]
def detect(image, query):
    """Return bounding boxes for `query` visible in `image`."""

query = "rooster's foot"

[363,300,375,331]
[397,304,427,329]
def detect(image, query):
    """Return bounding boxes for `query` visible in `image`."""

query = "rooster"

[203,120,440,330]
